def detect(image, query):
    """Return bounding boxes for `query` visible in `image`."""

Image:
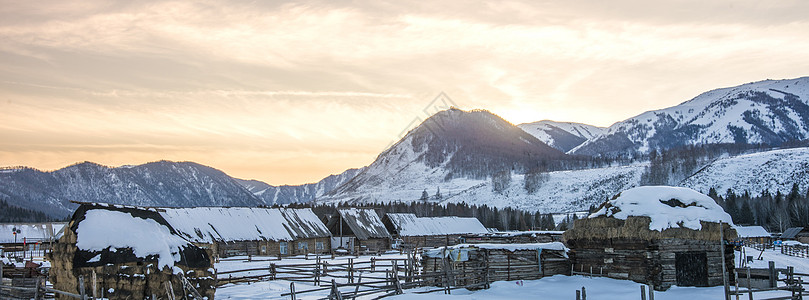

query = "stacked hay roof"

[50,203,215,299]
[563,186,736,291]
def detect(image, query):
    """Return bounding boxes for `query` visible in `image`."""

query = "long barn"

[382,213,488,248]
[159,206,332,258]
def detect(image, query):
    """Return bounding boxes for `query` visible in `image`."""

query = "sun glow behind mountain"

[1,0,808,184]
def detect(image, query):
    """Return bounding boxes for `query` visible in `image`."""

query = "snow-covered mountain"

[320,145,809,213]
[234,167,365,205]
[0,161,264,218]
[317,108,570,204]
[0,159,367,218]
[518,121,605,152]
[571,77,809,156]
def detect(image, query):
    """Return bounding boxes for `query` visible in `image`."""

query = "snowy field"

[215,246,809,299]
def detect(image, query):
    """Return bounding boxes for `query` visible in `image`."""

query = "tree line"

[711,184,809,233]
[282,201,567,231]
[0,197,52,222]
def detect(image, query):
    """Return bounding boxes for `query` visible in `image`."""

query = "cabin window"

[260,245,267,254]
[298,242,309,251]
[280,242,288,255]
[316,241,324,250]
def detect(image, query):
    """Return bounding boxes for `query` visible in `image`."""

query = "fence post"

[746,267,753,300]
[648,284,654,300]
[581,286,586,300]
[79,275,86,300]
[289,282,296,300]
[769,261,776,288]
[348,258,354,283]
[330,279,343,300]
[641,285,647,300]
[576,289,581,300]
[34,277,41,300]
[92,270,98,300]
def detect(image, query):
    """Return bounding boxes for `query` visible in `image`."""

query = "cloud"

[1,0,808,183]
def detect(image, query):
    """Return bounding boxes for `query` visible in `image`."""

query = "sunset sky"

[1,0,808,185]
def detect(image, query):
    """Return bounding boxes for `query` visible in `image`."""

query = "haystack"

[49,203,215,299]
[563,186,736,290]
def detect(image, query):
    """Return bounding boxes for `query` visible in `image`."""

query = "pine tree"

[420,189,429,201]
[739,201,754,225]
[434,187,442,200]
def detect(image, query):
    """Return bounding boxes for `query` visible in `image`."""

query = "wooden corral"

[564,216,736,291]
[326,209,391,254]
[421,243,570,288]
[49,203,215,300]
[382,213,488,249]
[461,230,563,245]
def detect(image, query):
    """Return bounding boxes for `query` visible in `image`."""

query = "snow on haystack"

[75,210,192,269]
[590,186,733,231]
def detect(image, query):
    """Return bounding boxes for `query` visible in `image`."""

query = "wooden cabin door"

[675,251,708,286]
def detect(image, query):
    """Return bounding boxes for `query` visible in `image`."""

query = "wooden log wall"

[567,237,734,291]
[420,248,570,289]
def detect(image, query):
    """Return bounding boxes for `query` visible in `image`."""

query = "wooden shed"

[0,222,66,259]
[49,203,215,300]
[326,209,391,254]
[421,242,569,288]
[564,186,736,291]
[780,227,809,243]
[382,213,488,248]
[733,225,771,246]
[159,207,332,258]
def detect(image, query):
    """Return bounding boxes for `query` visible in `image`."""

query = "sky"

[1,0,808,185]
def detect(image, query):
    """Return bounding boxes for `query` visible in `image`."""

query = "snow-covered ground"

[215,245,809,299]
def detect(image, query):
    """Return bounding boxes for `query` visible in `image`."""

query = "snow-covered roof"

[334,209,391,240]
[733,226,770,238]
[384,213,487,236]
[0,222,66,244]
[423,242,568,258]
[781,227,804,240]
[487,230,565,237]
[159,207,330,243]
[75,209,196,269]
[589,186,733,231]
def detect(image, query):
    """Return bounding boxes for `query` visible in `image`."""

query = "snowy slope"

[518,120,605,152]
[680,147,809,195]
[572,77,809,156]
[319,108,567,204]
[320,146,809,213]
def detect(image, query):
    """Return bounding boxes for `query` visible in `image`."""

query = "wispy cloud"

[1,0,808,183]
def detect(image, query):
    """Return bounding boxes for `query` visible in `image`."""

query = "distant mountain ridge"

[518,121,605,152]
[570,77,809,156]
[5,76,809,219]
[0,161,361,218]
[234,167,365,205]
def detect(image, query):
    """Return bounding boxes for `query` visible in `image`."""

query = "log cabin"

[563,186,736,291]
